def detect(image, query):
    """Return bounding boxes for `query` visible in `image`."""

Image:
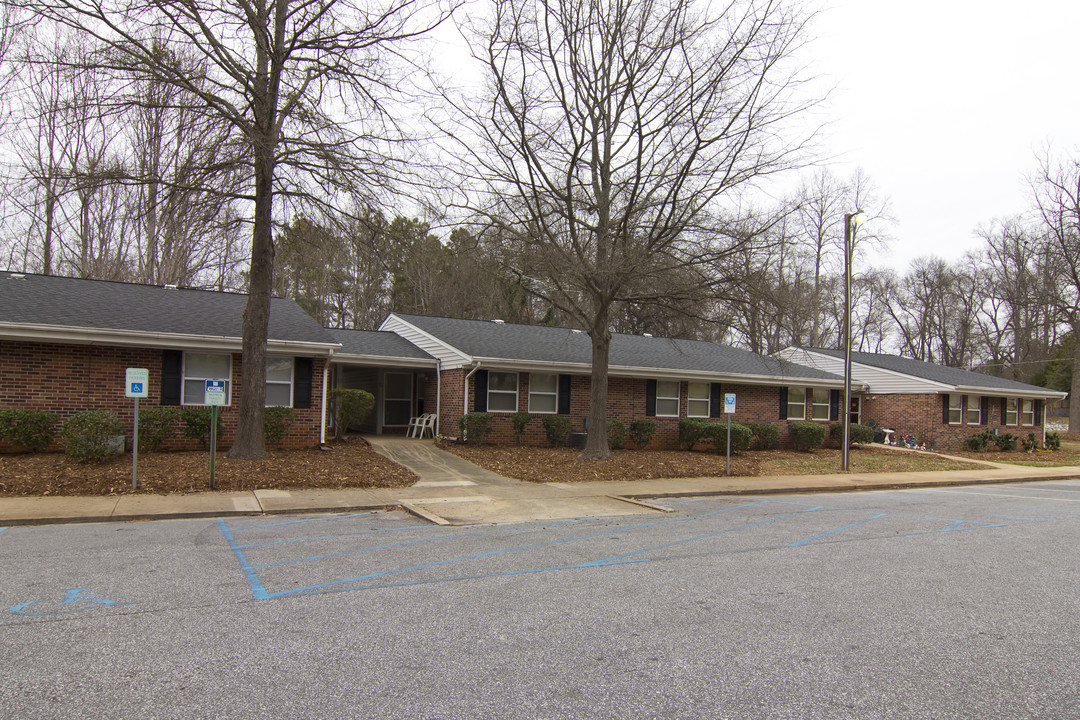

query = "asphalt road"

[3,481,1079,719]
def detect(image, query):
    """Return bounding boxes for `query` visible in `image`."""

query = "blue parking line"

[226,513,376,532]
[580,506,826,566]
[237,515,589,550]
[218,519,272,600]
[787,513,887,547]
[243,502,769,600]
[248,529,496,569]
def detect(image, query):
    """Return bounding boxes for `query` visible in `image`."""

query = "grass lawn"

[979,439,1080,467]
[760,447,978,475]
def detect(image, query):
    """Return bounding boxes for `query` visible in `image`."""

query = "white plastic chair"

[407,413,437,438]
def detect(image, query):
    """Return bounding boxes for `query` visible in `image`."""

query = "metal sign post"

[204,380,227,489]
[724,393,736,476]
[125,368,149,491]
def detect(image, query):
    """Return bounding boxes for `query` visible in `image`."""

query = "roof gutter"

[0,322,341,355]
[951,384,1067,400]
[468,356,859,389]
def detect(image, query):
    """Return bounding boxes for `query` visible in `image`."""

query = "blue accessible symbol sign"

[724,392,737,414]
[125,368,149,398]
[9,588,133,616]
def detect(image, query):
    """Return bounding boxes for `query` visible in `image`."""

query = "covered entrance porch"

[326,328,439,437]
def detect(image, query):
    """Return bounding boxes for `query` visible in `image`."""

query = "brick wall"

[0,339,324,451]
[444,370,839,449]
[861,393,1045,450]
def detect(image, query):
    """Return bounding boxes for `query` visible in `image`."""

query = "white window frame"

[787,387,806,421]
[265,356,294,408]
[966,395,981,425]
[181,352,232,406]
[1021,399,1035,426]
[655,380,680,417]
[487,371,519,413]
[687,382,710,418]
[1006,397,1018,426]
[811,388,830,421]
[528,373,558,414]
[948,394,962,425]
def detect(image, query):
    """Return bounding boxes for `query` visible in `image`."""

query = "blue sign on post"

[724,393,737,414]
[204,380,227,406]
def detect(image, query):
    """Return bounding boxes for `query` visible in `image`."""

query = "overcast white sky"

[809,0,1080,267]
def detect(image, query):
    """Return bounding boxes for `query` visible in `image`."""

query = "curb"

[2,473,1078,527]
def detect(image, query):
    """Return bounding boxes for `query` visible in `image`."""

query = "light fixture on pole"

[841,211,861,472]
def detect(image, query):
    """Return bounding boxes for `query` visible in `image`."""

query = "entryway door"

[383,372,414,428]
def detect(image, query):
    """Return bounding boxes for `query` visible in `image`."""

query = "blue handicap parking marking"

[219,500,1019,602]
[9,587,134,616]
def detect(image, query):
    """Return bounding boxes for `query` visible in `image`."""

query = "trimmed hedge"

[607,418,626,450]
[459,412,493,444]
[703,421,753,454]
[137,407,180,452]
[0,409,58,451]
[61,410,123,463]
[829,422,875,445]
[747,422,780,450]
[264,406,293,446]
[330,388,375,440]
[628,419,656,450]
[678,418,709,450]
[542,415,572,447]
[511,412,531,444]
[181,408,225,449]
[789,421,826,451]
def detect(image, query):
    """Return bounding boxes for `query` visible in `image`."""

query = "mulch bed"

[438,442,979,483]
[0,436,417,497]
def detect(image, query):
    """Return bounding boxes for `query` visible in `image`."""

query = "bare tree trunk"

[582,321,611,460]
[229,150,274,459]
[1071,322,1080,433]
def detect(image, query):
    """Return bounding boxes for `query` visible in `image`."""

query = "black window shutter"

[1034,399,1043,424]
[161,350,182,406]
[473,369,488,412]
[294,357,313,409]
[710,383,723,418]
[1000,397,1007,425]
[980,396,989,426]
[558,374,571,415]
[645,379,657,417]
[830,389,840,422]
[942,394,950,424]
[779,387,788,420]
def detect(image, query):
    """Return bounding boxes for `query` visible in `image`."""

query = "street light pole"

[842,212,855,472]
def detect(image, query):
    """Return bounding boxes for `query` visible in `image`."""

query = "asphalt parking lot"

[3,481,1079,719]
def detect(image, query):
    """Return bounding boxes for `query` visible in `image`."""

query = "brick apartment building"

[1,271,1063,453]
[779,347,1065,450]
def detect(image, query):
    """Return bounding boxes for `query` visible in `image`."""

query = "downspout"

[464,362,481,423]
[1043,401,1047,447]
[435,359,442,436]
[319,348,334,445]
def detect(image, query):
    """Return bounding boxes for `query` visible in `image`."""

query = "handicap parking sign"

[125,368,149,398]
[204,380,227,406]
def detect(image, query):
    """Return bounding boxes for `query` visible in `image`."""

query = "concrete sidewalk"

[3,438,1079,526]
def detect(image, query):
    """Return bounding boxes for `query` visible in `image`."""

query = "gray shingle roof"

[0,271,336,345]
[809,348,1055,394]
[394,313,841,381]
[329,328,435,360]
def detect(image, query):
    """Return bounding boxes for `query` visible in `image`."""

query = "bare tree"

[459,0,815,458]
[1032,152,1080,431]
[17,0,451,457]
